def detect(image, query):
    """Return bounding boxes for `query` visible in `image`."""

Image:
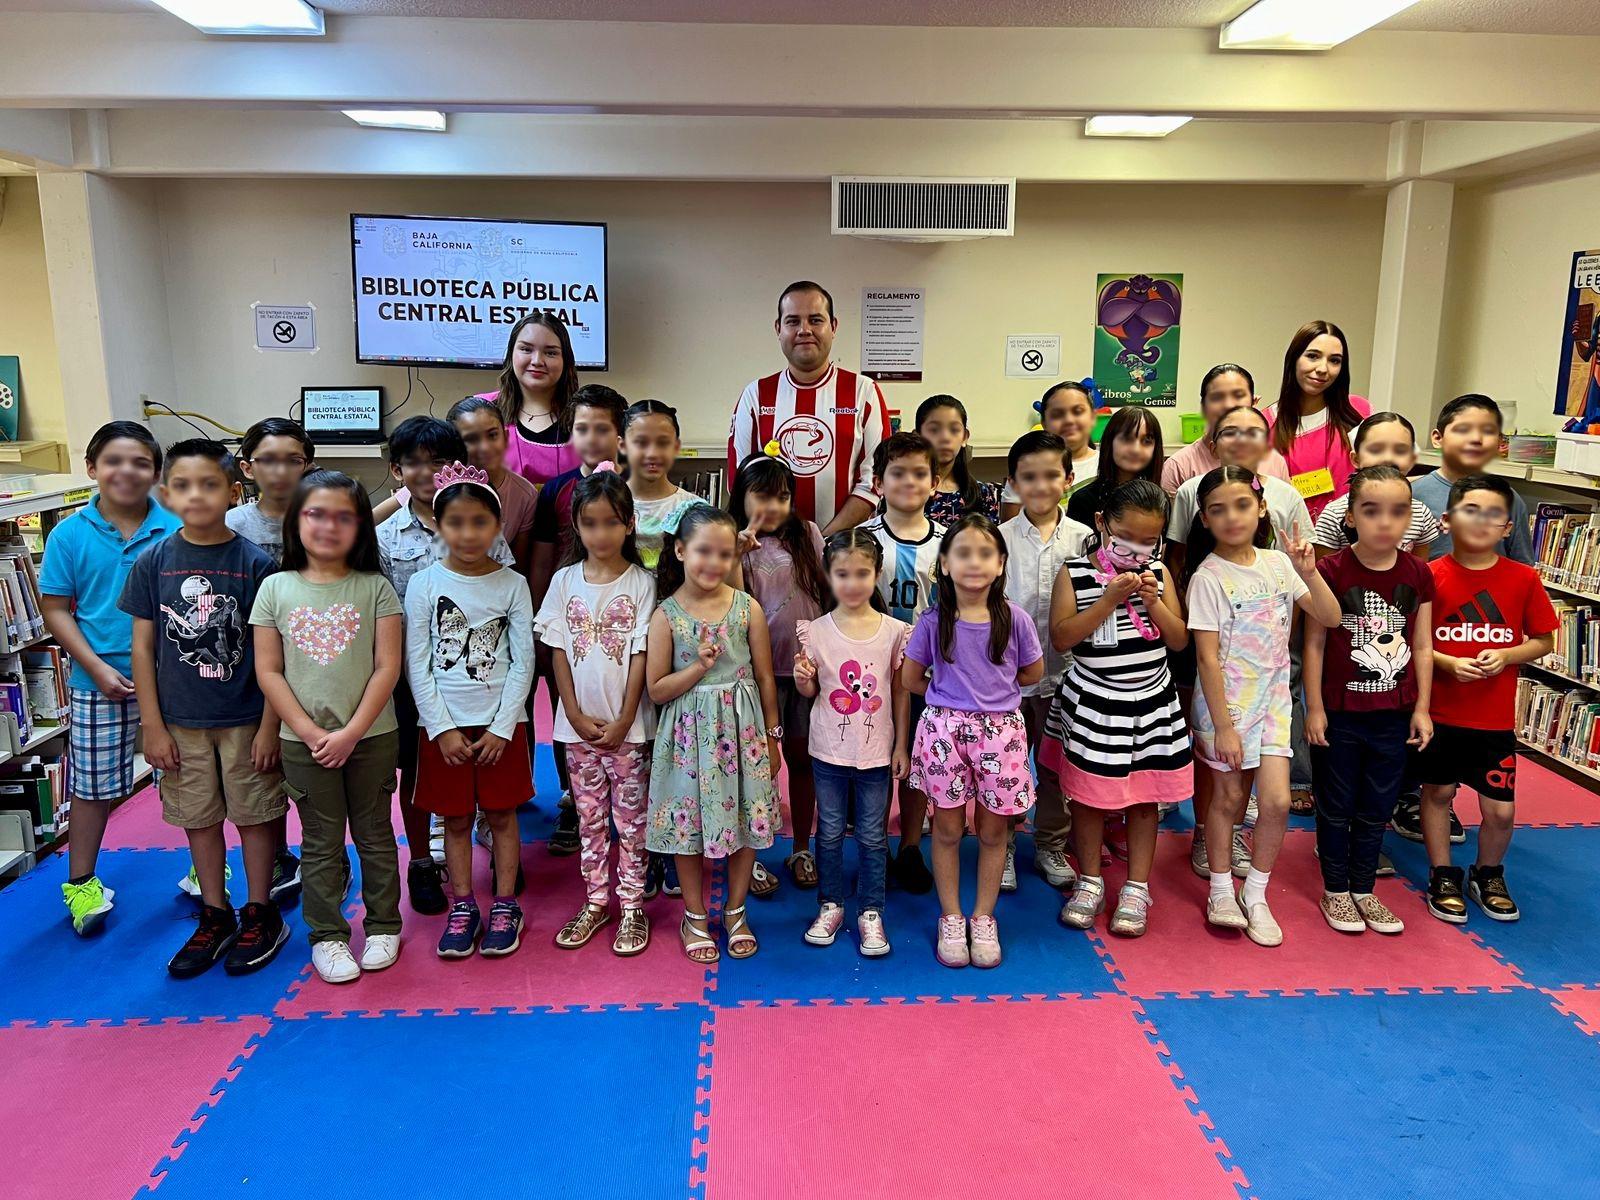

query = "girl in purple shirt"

[899,514,1043,971]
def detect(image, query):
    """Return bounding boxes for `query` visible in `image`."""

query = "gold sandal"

[554,903,611,950]
[679,909,719,964]
[724,903,758,959]
[749,860,780,899]
[613,908,651,957]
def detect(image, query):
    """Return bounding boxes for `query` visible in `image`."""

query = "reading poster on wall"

[1555,249,1600,427]
[351,214,608,370]
[1093,272,1182,408]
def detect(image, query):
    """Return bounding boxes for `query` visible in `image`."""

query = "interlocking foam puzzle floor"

[5,720,1600,1200]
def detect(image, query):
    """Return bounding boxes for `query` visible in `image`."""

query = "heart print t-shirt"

[249,568,404,742]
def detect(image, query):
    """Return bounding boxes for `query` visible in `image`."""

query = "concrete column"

[1368,178,1454,432]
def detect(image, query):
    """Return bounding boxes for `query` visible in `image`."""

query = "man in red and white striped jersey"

[728,281,891,534]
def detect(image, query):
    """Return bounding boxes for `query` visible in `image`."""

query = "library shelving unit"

[0,474,149,884]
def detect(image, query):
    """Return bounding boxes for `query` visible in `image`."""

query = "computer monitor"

[300,387,385,445]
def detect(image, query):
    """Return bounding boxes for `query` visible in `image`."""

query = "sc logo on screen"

[775,415,833,477]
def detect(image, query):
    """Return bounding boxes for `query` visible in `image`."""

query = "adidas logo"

[1436,588,1513,643]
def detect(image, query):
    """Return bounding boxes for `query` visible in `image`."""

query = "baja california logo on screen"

[351,214,608,369]
[775,415,833,477]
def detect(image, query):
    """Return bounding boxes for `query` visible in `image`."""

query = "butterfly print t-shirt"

[795,612,910,770]
[534,561,657,745]
[249,569,403,742]
[403,561,536,741]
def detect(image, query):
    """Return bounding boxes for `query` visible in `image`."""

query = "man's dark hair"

[778,280,835,322]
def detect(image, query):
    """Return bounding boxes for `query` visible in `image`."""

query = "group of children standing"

[42,312,1555,980]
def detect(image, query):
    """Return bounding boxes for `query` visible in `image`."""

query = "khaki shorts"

[158,724,287,830]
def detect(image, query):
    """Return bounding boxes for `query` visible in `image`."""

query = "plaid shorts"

[69,687,142,802]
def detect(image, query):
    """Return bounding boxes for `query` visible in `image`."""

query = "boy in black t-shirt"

[120,439,285,978]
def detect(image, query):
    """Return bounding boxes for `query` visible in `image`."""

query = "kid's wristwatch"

[766,725,783,739]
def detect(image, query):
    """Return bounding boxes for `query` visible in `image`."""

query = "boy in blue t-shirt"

[40,422,181,935]
[120,440,284,978]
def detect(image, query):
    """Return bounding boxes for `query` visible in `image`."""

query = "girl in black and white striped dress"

[1040,480,1192,938]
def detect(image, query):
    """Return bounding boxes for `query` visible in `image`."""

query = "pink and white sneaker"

[804,902,845,946]
[936,913,969,967]
[857,910,890,957]
[969,914,1002,968]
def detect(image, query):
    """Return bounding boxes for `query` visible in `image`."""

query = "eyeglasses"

[1450,505,1510,526]
[248,456,308,471]
[302,507,359,529]
[1215,427,1267,444]
[399,457,450,471]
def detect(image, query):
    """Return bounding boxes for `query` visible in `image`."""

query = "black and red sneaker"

[168,904,239,979]
[225,902,290,976]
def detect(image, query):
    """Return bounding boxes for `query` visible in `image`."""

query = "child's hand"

[697,624,723,672]
[1475,648,1511,677]
[1306,708,1328,747]
[766,737,783,778]
[312,726,360,769]
[793,650,818,686]
[892,745,911,781]
[1285,521,1317,576]
[1213,727,1244,772]
[251,724,281,773]
[1105,572,1141,604]
[1408,711,1434,750]
[91,661,136,702]
[470,731,509,766]
[436,728,474,766]
[594,717,629,751]
[1136,570,1161,606]
[146,727,181,773]
[573,712,609,743]
[736,528,760,558]
[1444,655,1488,683]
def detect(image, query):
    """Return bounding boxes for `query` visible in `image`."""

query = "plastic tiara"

[432,461,495,499]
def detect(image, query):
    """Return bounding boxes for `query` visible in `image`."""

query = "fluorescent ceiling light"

[1220,0,1421,50]
[343,110,448,133]
[1084,115,1192,138]
[148,1,324,36]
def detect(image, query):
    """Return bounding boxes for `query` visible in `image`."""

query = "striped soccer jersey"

[728,364,890,530]
[860,515,945,624]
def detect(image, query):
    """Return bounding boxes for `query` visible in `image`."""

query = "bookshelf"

[0,475,97,883]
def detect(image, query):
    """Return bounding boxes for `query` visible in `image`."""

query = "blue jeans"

[814,759,891,912]
[1311,710,1409,894]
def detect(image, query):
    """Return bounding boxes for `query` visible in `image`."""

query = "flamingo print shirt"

[795,613,910,770]
[534,561,658,745]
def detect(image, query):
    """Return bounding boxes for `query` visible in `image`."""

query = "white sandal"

[679,909,719,963]
[724,903,759,959]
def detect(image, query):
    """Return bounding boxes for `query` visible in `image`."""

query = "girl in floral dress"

[645,503,782,963]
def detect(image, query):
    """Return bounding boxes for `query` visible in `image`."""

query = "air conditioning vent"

[832,176,1016,242]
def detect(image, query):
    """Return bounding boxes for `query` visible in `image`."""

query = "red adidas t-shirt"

[1429,555,1557,730]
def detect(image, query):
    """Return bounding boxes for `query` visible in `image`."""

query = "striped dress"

[1040,559,1193,809]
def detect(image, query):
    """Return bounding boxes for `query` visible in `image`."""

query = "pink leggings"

[567,742,651,908]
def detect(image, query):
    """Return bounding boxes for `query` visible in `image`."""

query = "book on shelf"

[1533,502,1600,596]
[1546,600,1600,683]
[1518,676,1600,772]
[0,769,59,837]
[681,470,724,509]
[20,646,69,727]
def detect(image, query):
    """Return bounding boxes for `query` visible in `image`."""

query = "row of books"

[680,469,725,509]
[1533,502,1600,597]
[0,646,71,749]
[1544,601,1600,684]
[0,759,66,839]
[1518,677,1600,775]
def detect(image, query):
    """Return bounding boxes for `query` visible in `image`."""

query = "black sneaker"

[895,843,934,895]
[408,858,448,916]
[225,902,290,975]
[168,904,239,979]
[1390,798,1423,842]
[643,855,663,902]
[1426,865,1468,925]
[269,849,303,906]
[1468,864,1520,922]
[1448,807,1467,845]
[549,804,580,856]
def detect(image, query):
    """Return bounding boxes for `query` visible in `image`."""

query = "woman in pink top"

[1262,321,1370,522]
[1161,363,1291,496]
[485,313,581,489]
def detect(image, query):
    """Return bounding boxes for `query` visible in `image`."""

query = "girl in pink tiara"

[403,461,536,961]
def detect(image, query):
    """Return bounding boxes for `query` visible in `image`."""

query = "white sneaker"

[1000,845,1017,893]
[473,812,492,850]
[1243,796,1259,828]
[359,933,401,972]
[311,940,360,984]
[177,863,231,901]
[1230,829,1253,879]
[1035,846,1077,889]
[804,902,844,946]
[429,814,446,865]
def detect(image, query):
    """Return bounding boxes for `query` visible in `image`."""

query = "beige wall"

[1440,159,1600,435]
[151,178,1385,457]
[0,175,66,444]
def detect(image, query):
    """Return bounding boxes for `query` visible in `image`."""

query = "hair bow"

[1079,377,1105,408]
[595,459,618,474]
[662,498,711,537]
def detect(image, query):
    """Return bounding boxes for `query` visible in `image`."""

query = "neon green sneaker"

[177,862,232,902]
[62,876,114,936]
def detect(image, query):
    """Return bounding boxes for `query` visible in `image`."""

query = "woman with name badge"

[1262,320,1370,523]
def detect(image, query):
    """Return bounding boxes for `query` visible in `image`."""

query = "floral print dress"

[645,590,781,858]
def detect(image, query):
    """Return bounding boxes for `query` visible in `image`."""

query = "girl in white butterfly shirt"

[403,464,535,961]
[534,468,658,956]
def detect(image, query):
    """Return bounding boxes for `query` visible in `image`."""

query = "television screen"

[351,214,608,370]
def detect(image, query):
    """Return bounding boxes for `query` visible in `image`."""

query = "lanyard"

[1092,549,1160,642]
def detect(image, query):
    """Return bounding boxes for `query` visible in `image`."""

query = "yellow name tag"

[1291,468,1335,499]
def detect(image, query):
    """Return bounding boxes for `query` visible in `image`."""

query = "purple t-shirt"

[904,600,1042,713]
